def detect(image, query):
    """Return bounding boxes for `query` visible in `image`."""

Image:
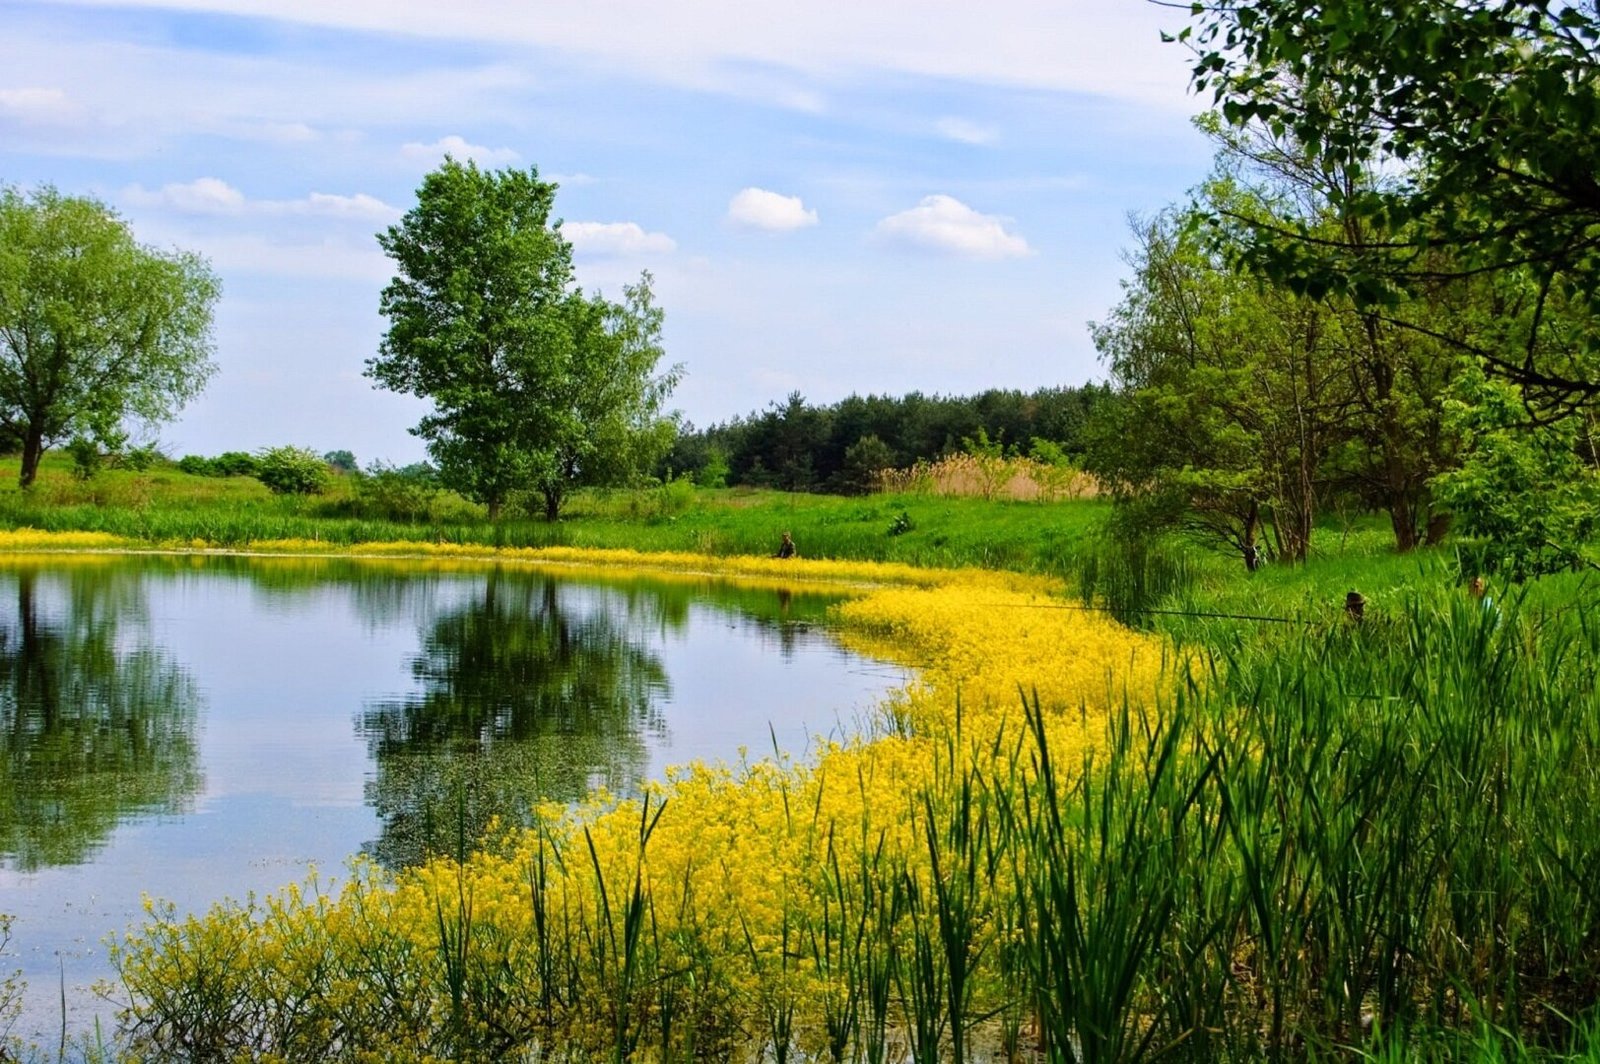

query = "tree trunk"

[486,496,502,522]
[18,422,45,489]
[543,488,561,522]
[1388,490,1420,552]
[1424,511,1452,547]
[1243,500,1262,571]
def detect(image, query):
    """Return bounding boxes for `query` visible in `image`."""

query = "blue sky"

[0,0,1214,465]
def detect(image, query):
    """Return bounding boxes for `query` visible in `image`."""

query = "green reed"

[582,794,666,1064]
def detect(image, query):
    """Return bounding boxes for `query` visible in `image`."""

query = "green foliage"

[67,435,104,481]
[1086,195,1338,562]
[695,446,730,489]
[254,445,331,496]
[840,434,894,496]
[1068,531,1196,627]
[369,158,679,522]
[886,509,914,537]
[1432,370,1600,577]
[671,384,1110,493]
[178,451,261,478]
[350,462,443,522]
[323,449,358,474]
[211,451,258,478]
[0,184,219,488]
[1183,0,1600,401]
[120,442,163,472]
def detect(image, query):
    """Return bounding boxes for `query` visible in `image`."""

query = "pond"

[0,554,907,1046]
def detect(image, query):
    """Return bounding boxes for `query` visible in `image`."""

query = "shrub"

[66,436,104,481]
[212,451,260,478]
[254,446,331,495]
[120,442,163,472]
[323,449,358,474]
[355,463,440,521]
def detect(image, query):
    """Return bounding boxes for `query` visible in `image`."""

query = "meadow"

[3,456,1600,1062]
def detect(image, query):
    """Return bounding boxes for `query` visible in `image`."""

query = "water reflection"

[359,570,672,868]
[0,565,201,871]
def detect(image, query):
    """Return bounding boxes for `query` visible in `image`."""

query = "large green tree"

[369,159,680,520]
[1087,190,1354,565]
[0,186,219,488]
[1180,0,1600,406]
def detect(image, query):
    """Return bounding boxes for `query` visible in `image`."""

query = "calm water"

[0,555,906,1045]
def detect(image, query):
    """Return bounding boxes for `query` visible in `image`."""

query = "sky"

[0,0,1215,466]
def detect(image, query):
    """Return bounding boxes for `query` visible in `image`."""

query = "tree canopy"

[1180,0,1600,406]
[0,185,219,488]
[369,158,680,520]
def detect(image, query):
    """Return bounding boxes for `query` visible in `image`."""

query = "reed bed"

[878,454,1098,502]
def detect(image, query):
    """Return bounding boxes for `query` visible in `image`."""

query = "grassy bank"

[0,456,1106,575]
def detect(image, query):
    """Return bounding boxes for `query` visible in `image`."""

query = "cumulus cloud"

[873,195,1032,260]
[564,221,677,257]
[126,177,247,214]
[935,116,997,145]
[400,134,521,166]
[727,187,819,231]
[123,178,399,221]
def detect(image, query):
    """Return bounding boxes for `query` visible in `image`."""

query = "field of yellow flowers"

[94,543,1168,1063]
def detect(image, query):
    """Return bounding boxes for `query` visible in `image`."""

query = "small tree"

[0,185,219,488]
[323,449,358,474]
[255,446,331,495]
[840,434,895,495]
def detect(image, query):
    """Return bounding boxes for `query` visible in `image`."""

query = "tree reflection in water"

[0,565,201,871]
[360,569,672,869]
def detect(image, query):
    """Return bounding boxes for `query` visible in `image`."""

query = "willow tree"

[370,158,680,520]
[0,186,219,488]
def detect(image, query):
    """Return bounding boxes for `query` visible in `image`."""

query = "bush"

[254,446,331,495]
[354,463,440,521]
[67,436,104,481]
[323,449,358,474]
[120,442,163,472]
[213,451,259,478]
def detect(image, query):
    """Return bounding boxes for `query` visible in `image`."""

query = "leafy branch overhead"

[1179,0,1600,405]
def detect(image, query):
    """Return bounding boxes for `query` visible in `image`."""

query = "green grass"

[0,454,1109,574]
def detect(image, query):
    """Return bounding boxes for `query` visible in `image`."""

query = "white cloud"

[210,119,324,144]
[727,188,819,231]
[123,179,399,221]
[36,0,1196,111]
[0,86,88,127]
[872,195,1032,260]
[564,221,676,257]
[935,117,997,145]
[400,134,521,167]
[548,171,596,187]
[303,192,401,221]
[126,176,247,214]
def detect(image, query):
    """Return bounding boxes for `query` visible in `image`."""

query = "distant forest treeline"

[659,385,1109,494]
